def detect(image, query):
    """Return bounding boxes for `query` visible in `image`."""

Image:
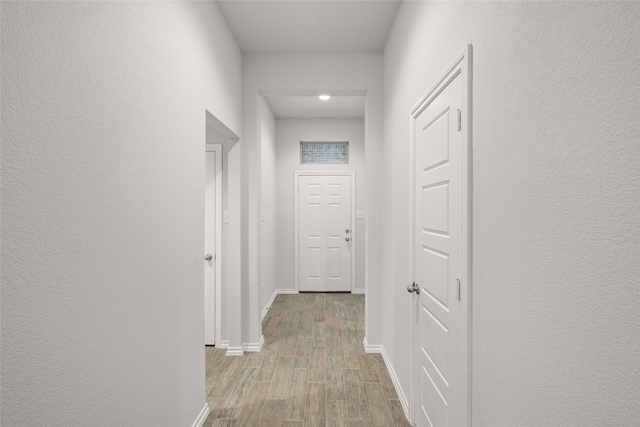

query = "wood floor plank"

[207,353,236,398]
[202,414,215,427]
[372,355,398,399]
[327,400,348,427]
[325,331,341,358]
[313,321,326,348]
[326,356,346,401]
[387,399,411,426]
[337,316,349,338]
[282,421,304,427]
[283,368,309,421]
[363,381,394,427]
[293,337,313,369]
[212,419,236,427]
[267,355,294,399]
[242,352,263,368]
[347,420,374,427]
[205,346,222,369]
[305,382,326,427]
[342,338,360,370]
[218,367,257,419]
[314,292,327,305]
[254,349,278,382]
[260,398,285,427]
[343,368,370,420]
[298,315,314,338]
[308,347,326,383]
[207,397,227,423]
[234,381,270,426]
[357,303,365,323]
[358,354,380,383]
[348,322,363,344]
[325,304,337,324]
[279,334,298,357]
[346,304,360,322]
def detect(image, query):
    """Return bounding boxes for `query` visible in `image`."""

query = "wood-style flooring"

[203,293,411,427]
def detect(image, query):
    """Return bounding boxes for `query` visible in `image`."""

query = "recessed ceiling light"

[319,95,331,101]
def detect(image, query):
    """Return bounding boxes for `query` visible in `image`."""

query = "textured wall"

[382,1,639,425]
[1,2,242,425]
[275,118,366,293]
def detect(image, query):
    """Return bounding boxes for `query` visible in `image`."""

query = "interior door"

[412,70,467,426]
[204,150,216,345]
[298,175,352,292]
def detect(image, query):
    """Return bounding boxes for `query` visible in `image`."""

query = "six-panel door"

[298,175,352,292]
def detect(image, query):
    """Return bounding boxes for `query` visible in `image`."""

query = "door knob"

[204,254,213,261]
[407,282,420,294]
[345,237,350,242]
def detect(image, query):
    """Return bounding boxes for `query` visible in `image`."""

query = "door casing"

[205,143,222,346]
[408,44,473,425]
[294,171,356,293]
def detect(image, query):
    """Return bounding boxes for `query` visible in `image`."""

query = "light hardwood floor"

[203,293,411,427]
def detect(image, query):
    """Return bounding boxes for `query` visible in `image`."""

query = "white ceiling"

[265,95,365,119]
[217,0,402,53]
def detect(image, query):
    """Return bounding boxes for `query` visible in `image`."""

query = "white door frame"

[205,143,223,346]
[408,44,473,425]
[294,171,356,293]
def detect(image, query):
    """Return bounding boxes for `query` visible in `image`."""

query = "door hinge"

[457,279,461,301]
[457,109,462,131]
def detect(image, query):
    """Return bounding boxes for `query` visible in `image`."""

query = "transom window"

[300,141,349,164]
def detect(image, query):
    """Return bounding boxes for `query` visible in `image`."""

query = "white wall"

[381,2,639,425]
[1,2,242,425]
[276,119,366,293]
[243,54,384,346]
[259,98,278,313]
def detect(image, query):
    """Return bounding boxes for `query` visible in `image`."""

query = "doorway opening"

[204,110,240,348]
[259,90,367,307]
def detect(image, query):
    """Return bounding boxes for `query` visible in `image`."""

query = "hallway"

[203,293,410,426]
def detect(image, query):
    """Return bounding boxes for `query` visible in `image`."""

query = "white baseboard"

[226,346,244,356]
[352,289,365,295]
[275,288,298,294]
[362,338,411,423]
[219,340,229,349]
[262,290,279,321]
[191,403,210,427]
[363,336,383,353]
[225,336,264,356]
[380,347,410,421]
[244,335,265,352]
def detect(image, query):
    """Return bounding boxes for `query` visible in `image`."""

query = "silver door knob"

[345,237,350,242]
[407,282,420,294]
[204,254,213,261]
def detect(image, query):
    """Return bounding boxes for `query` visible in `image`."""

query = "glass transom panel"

[300,142,348,164]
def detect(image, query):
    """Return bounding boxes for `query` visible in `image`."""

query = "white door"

[298,175,352,292]
[411,54,470,426]
[204,150,217,345]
